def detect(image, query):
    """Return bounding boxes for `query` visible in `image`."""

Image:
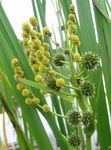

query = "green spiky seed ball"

[81,52,99,71]
[80,80,95,97]
[82,112,93,125]
[68,134,80,147]
[66,110,81,125]
[54,54,65,66]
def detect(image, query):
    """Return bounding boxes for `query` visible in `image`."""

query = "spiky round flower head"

[22,38,29,46]
[32,38,41,50]
[81,52,99,71]
[42,42,50,50]
[32,97,40,104]
[66,110,81,126]
[56,78,65,87]
[68,24,77,33]
[69,14,76,22]
[35,74,44,83]
[54,54,65,66]
[69,35,80,46]
[69,3,75,12]
[73,52,81,62]
[29,16,38,26]
[42,27,52,36]
[82,112,93,126]
[22,89,30,97]
[46,78,61,90]
[68,134,80,147]
[16,83,25,91]
[25,98,32,105]
[80,80,95,97]
[11,58,19,68]
[22,21,30,33]
[42,104,50,112]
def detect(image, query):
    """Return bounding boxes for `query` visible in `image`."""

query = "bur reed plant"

[11,3,100,150]
[0,0,111,149]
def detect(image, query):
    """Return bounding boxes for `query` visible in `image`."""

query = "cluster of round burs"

[66,110,93,126]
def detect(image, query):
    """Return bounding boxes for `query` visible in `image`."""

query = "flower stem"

[86,136,92,150]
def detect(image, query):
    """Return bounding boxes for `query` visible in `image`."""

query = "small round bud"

[16,83,25,91]
[36,32,42,39]
[32,97,40,104]
[21,31,29,38]
[35,74,44,83]
[69,14,76,22]
[42,57,49,65]
[11,58,19,68]
[73,52,80,62]
[56,78,65,87]
[67,20,74,27]
[29,16,38,26]
[22,38,29,46]
[70,3,75,12]
[25,98,32,105]
[42,42,50,50]
[30,29,37,39]
[68,24,77,33]
[42,104,50,112]
[48,70,56,77]
[22,21,30,33]
[32,38,41,50]
[38,64,46,72]
[69,35,80,46]
[22,89,30,96]
[42,27,52,36]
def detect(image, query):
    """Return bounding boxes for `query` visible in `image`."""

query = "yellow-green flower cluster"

[21,17,51,87]
[11,57,41,105]
[11,58,24,80]
[68,3,80,46]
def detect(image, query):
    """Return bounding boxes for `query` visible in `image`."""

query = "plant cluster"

[11,3,99,149]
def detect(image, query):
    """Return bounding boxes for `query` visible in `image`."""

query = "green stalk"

[86,136,92,150]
